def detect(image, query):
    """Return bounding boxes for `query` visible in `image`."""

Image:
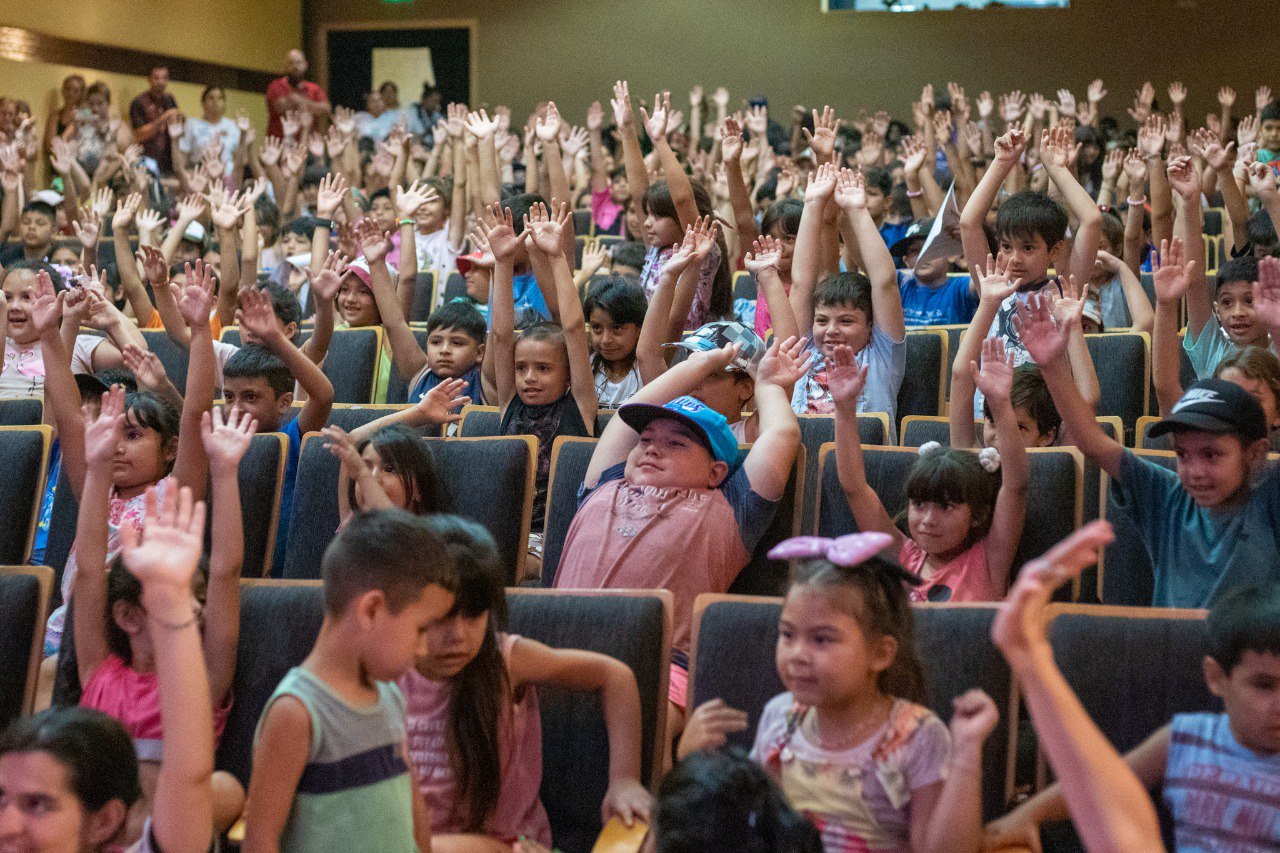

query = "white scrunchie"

[978,446,1002,473]
[918,441,944,457]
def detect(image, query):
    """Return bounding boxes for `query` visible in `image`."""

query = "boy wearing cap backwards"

[1018,292,1280,608]
[554,334,805,726]
[985,583,1280,852]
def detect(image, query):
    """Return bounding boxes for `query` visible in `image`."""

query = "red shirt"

[266,76,328,138]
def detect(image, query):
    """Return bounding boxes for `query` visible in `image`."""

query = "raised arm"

[961,128,1026,273]
[34,281,88,497]
[741,337,804,501]
[464,109,501,208]
[972,337,1027,594]
[111,193,160,326]
[745,235,799,344]
[719,118,758,252]
[951,255,1020,447]
[238,285,334,434]
[834,167,904,342]
[1102,249,1153,332]
[992,522,1164,853]
[1121,152,1148,275]
[635,228,698,384]
[1166,155,1209,337]
[641,92,701,229]
[199,406,254,705]
[611,82,648,204]
[1040,125,1102,287]
[477,203,521,409]
[788,161,838,334]
[1139,116,1174,251]
[170,262,217,499]
[1150,239,1195,415]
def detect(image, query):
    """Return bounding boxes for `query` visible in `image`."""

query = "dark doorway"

[326,26,470,112]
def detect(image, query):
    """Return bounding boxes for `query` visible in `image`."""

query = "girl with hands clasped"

[399,517,652,848]
[837,330,1029,602]
[74,387,252,843]
[682,531,998,852]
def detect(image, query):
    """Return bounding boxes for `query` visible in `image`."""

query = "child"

[833,335,1028,602]
[40,264,215,652]
[949,256,1063,450]
[243,510,458,853]
[227,285,335,574]
[11,199,57,263]
[480,200,597,539]
[553,335,803,725]
[787,165,907,440]
[958,126,1103,384]
[322,377,471,525]
[400,515,652,845]
[1087,210,1154,333]
[584,276,647,408]
[1213,347,1280,443]
[1,262,130,398]
[750,199,803,340]
[1017,287,1280,608]
[357,216,491,406]
[515,748,823,853]
[74,390,251,840]
[663,321,765,443]
[895,217,980,328]
[685,531,997,852]
[1182,255,1269,379]
[987,521,1166,852]
[988,578,1280,851]
[0,483,220,853]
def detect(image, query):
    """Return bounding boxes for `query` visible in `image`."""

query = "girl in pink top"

[830,337,1029,602]
[74,391,253,843]
[399,516,652,846]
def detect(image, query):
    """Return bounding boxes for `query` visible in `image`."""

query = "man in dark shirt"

[130,67,179,174]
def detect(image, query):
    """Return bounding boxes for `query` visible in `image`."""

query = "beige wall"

[305,0,1277,129]
[2,1,301,72]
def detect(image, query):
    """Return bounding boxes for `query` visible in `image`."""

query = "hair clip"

[768,532,893,566]
[918,441,944,457]
[978,446,1001,473]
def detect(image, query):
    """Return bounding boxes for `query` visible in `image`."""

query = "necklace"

[806,696,893,751]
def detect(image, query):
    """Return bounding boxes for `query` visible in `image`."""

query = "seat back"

[507,589,671,851]
[141,329,190,390]
[899,415,950,447]
[43,467,79,593]
[571,209,594,237]
[732,270,757,301]
[458,404,502,437]
[282,434,536,584]
[541,437,599,586]
[1135,415,1168,450]
[323,328,384,404]
[408,271,440,323]
[441,271,467,301]
[1098,449,1175,604]
[384,329,432,404]
[816,443,1083,592]
[0,397,42,426]
[0,426,51,564]
[898,330,946,421]
[236,433,287,578]
[215,580,326,785]
[0,566,53,728]
[1085,332,1149,433]
[689,596,1018,819]
[797,414,887,534]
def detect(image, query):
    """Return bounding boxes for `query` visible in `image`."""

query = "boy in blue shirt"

[986,584,1280,852]
[1021,289,1280,609]
[893,217,978,327]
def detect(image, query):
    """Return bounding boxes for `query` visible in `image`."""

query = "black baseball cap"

[1148,378,1268,443]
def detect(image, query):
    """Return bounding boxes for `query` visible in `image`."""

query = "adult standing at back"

[266,49,332,138]
[129,66,180,174]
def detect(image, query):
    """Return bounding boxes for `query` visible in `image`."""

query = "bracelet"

[1126,196,1147,206]
[906,189,924,198]
[397,218,415,226]
[148,608,200,631]
[313,217,334,230]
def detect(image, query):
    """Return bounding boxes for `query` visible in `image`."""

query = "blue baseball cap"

[619,395,741,468]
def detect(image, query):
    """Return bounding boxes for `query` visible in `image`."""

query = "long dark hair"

[642,179,732,320]
[425,514,510,833]
[105,553,209,665]
[351,425,440,514]
[787,556,926,704]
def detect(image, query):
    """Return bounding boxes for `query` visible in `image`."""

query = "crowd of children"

[1,69,1279,852]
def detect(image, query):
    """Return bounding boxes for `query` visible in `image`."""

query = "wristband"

[148,608,200,631]
[906,189,924,198]
[313,217,334,230]
[397,218,415,226]
[1126,196,1147,206]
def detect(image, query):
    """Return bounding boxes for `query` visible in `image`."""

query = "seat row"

[0,569,1216,852]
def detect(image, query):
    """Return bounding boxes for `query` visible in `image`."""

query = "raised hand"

[639,92,672,143]
[1165,155,1201,199]
[1128,82,1156,124]
[688,341,741,375]
[310,250,349,302]
[259,135,282,167]
[900,135,928,175]
[535,101,564,142]
[1167,81,1188,108]
[30,272,62,335]
[975,253,1020,305]
[394,179,437,219]
[1039,124,1080,170]
[120,485,207,599]
[201,406,257,474]
[1247,161,1279,201]
[333,106,356,137]
[745,104,768,138]
[354,217,392,264]
[662,226,700,278]
[1027,92,1050,121]
[580,240,608,277]
[1056,89,1077,117]
[72,212,101,249]
[1253,256,1280,332]
[137,245,169,286]
[1051,275,1085,331]
[173,261,214,327]
[1257,85,1274,113]
[236,286,282,344]
[561,126,589,158]
[756,335,809,388]
[1149,238,1195,304]
[949,689,999,748]
[477,203,521,263]
[977,91,995,121]
[523,199,570,256]
[315,172,347,218]
[719,117,744,163]
[994,127,1027,165]
[744,235,783,275]
[1137,115,1165,158]
[416,376,470,424]
[585,100,604,133]
[1218,86,1237,110]
[121,344,169,393]
[112,192,143,232]
[1100,148,1123,184]
[803,105,840,161]
[972,335,1014,402]
[83,385,125,469]
[833,167,867,212]
[993,521,1114,662]
[464,108,498,140]
[856,130,884,168]
[826,343,867,408]
[1013,292,1069,364]
[610,80,633,129]
[804,160,838,203]
[1000,91,1026,125]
